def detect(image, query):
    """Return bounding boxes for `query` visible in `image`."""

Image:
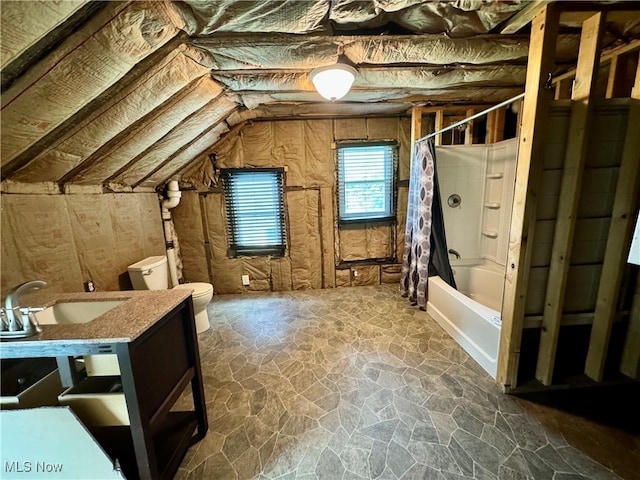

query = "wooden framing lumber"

[497,4,559,390]
[553,39,640,89]
[410,106,423,160]
[465,108,475,145]
[536,12,604,386]
[605,52,635,99]
[501,0,550,34]
[621,277,640,379]
[434,109,444,146]
[486,108,506,143]
[586,54,640,381]
[554,78,573,100]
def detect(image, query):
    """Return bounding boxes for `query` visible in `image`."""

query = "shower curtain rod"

[417,92,526,143]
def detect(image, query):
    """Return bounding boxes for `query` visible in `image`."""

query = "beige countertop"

[1,289,192,349]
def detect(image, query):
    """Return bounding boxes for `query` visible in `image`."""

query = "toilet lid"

[173,282,213,298]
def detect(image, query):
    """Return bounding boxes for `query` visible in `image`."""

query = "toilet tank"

[127,256,169,290]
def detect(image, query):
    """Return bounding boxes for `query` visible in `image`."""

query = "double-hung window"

[337,141,397,223]
[221,168,286,257]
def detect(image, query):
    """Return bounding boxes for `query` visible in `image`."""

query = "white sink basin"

[35,301,124,325]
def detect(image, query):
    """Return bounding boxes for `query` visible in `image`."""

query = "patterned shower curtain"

[400,139,456,310]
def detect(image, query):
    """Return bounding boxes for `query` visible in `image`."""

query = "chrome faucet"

[448,248,461,259]
[3,280,47,332]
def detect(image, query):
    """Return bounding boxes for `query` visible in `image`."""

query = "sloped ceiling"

[1,0,639,192]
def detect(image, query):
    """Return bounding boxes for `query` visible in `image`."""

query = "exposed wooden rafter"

[501,0,551,34]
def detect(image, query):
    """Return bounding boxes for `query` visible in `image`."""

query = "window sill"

[339,217,396,229]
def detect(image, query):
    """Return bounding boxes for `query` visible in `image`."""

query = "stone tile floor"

[175,284,620,479]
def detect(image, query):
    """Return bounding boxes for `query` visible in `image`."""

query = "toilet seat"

[173,282,213,299]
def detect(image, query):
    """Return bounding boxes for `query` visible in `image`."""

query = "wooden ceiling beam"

[501,0,551,34]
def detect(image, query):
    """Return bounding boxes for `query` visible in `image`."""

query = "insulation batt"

[1,1,184,165]
[176,0,522,37]
[139,122,230,189]
[13,50,213,183]
[0,0,88,70]
[88,92,233,187]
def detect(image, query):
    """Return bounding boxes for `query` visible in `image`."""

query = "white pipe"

[166,248,179,288]
[161,180,181,287]
[162,180,181,210]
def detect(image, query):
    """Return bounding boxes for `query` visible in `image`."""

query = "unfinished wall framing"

[175,116,427,294]
[498,4,640,392]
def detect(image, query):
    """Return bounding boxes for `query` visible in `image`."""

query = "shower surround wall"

[436,139,518,269]
[174,117,423,294]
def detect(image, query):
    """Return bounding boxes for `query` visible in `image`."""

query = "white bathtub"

[426,263,504,378]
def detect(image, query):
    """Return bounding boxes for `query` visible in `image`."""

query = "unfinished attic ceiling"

[1,1,639,192]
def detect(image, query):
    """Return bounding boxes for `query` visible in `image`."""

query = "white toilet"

[127,256,213,334]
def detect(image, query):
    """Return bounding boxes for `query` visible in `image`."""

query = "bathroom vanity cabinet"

[0,290,207,480]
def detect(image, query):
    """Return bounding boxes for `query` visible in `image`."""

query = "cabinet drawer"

[1,369,63,409]
[58,376,129,427]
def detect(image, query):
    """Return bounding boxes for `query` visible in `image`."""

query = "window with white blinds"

[337,141,397,223]
[221,168,286,257]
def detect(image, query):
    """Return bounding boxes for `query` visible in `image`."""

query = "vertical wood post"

[586,54,640,381]
[554,78,573,100]
[486,108,506,143]
[410,106,423,167]
[465,108,475,144]
[497,4,559,390]
[621,277,640,379]
[434,109,444,146]
[606,53,632,99]
[536,12,604,386]
[410,106,423,148]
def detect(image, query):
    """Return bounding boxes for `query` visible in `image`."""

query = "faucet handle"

[7,307,24,331]
[0,308,8,331]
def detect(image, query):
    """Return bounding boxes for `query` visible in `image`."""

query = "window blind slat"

[221,169,286,256]
[337,143,397,223]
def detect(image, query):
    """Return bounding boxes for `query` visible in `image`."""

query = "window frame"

[220,167,286,258]
[336,140,398,225]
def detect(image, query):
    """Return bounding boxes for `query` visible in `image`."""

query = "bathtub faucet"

[448,249,461,259]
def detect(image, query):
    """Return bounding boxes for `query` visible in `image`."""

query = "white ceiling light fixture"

[309,63,357,101]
